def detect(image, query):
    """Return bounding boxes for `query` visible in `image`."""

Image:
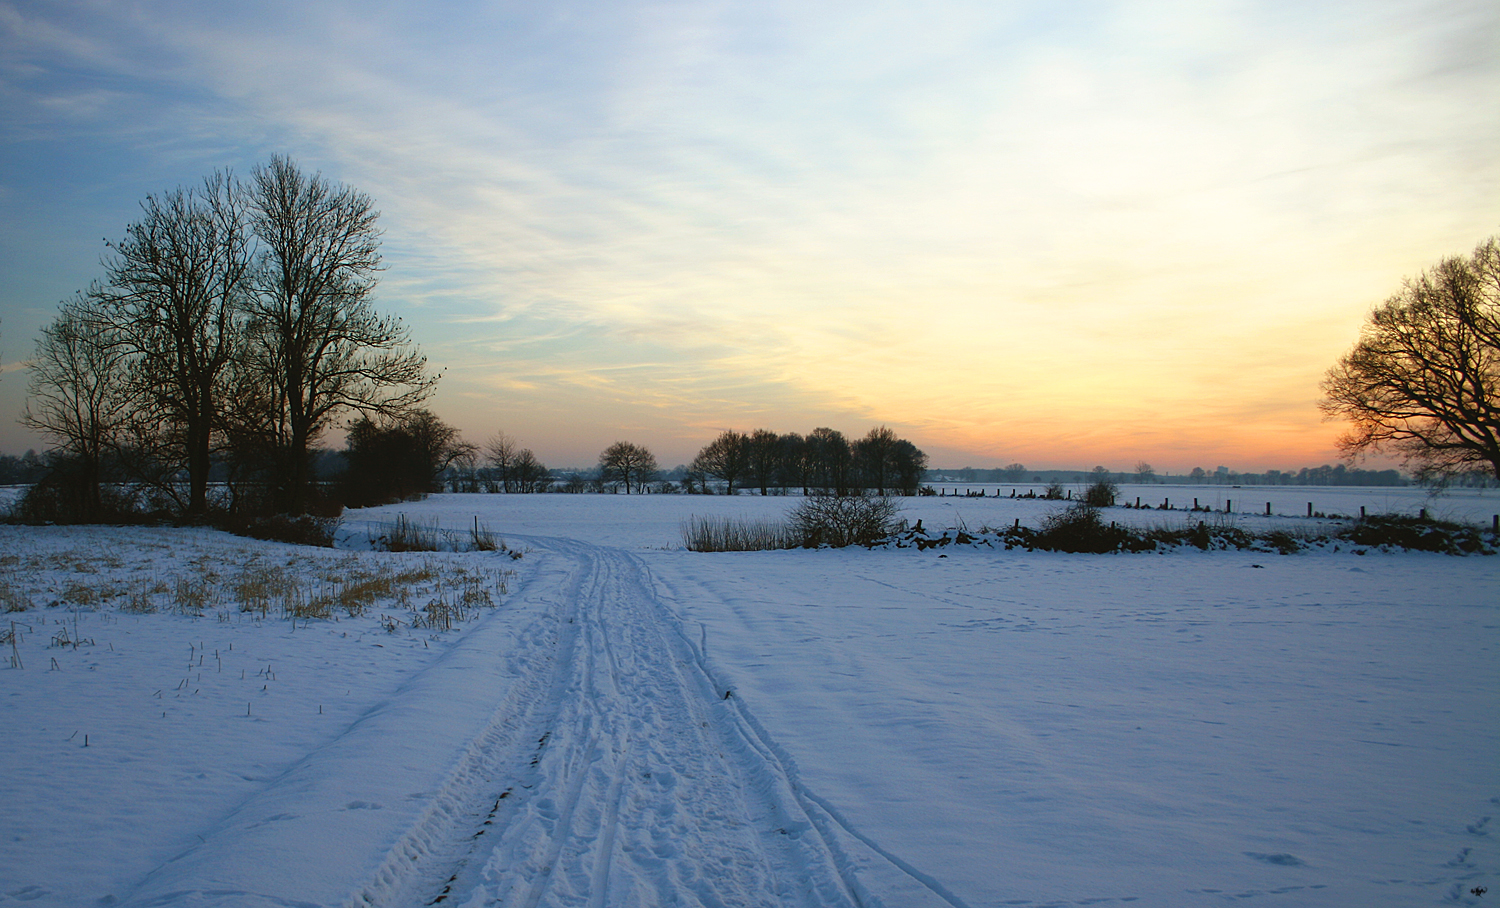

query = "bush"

[789,494,902,548]
[1034,503,1136,553]
[682,515,799,552]
[224,513,342,548]
[1082,478,1118,507]
[1341,514,1490,554]
[11,463,149,526]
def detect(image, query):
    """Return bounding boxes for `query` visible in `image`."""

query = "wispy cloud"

[1,0,1495,467]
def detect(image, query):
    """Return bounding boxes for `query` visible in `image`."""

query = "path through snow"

[115,538,958,908]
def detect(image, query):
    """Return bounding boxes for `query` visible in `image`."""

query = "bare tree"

[853,425,901,495]
[890,438,929,495]
[806,427,852,496]
[1322,236,1500,480]
[484,432,519,492]
[1134,461,1155,484]
[96,172,252,516]
[745,428,781,495]
[21,294,133,518]
[599,441,657,494]
[776,432,810,495]
[511,448,551,493]
[691,430,747,494]
[240,156,437,511]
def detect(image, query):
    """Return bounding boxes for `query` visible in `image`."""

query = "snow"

[1,492,1496,907]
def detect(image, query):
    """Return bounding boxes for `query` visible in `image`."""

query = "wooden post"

[1193,497,1199,509]
[1225,499,1232,514]
[1492,515,1498,533]
[1265,502,1271,516]
[1307,502,1313,518]
[1360,506,1366,520]
[1420,508,1427,520]
[1135,496,1141,508]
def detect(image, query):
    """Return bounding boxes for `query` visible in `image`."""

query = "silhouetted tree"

[599,441,657,494]
[853,425,902,495]
[21,296,134,520]
[1001,462,1027,482]
[238,156,437,512]
[510,448,551,493]
[1134,461,1155,484]
[890,438,929,495]
[806,427,852,496]
[341,410,471,506]
[96,172,252,517]
[692,430,747,494]
[484,432,519,492]
[745,428,781,495]
[776,432,810,494]
[1322,236,1500,480]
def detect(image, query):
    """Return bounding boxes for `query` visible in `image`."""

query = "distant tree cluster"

[21,157,437,521]
[468,432,551,493]
[0,451,47,485]
[691,425,928,496]
[1185,464,1407,486]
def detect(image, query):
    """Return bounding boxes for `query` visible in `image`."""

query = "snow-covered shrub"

[1341,514,1492,554]
[789,494,902,548]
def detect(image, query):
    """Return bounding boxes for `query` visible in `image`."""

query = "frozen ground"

[0,491,1495,907]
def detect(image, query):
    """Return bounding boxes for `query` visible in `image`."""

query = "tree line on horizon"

[9,152,1495,524]
[689,426,928,496]
[430,426,930,498]
[933,463,1410,487]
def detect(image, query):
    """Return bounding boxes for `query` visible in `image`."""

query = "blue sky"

[1,0,1496,470]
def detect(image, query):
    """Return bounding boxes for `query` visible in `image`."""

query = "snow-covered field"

[1,491,1496,907]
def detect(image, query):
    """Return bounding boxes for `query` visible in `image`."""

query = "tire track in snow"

[366,540,873,907]
[359,538,970,908]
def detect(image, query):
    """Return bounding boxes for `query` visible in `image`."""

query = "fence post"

[1360,506,1366,520]
[1226,499,1232,514]
[1307,502,1313,518]
[1265,502,1271,516]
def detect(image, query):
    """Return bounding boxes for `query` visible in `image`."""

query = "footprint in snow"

[1245,852,1306,866]
[7,886,48,901]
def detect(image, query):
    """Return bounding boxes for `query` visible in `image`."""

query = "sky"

[1,0,1496,473]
